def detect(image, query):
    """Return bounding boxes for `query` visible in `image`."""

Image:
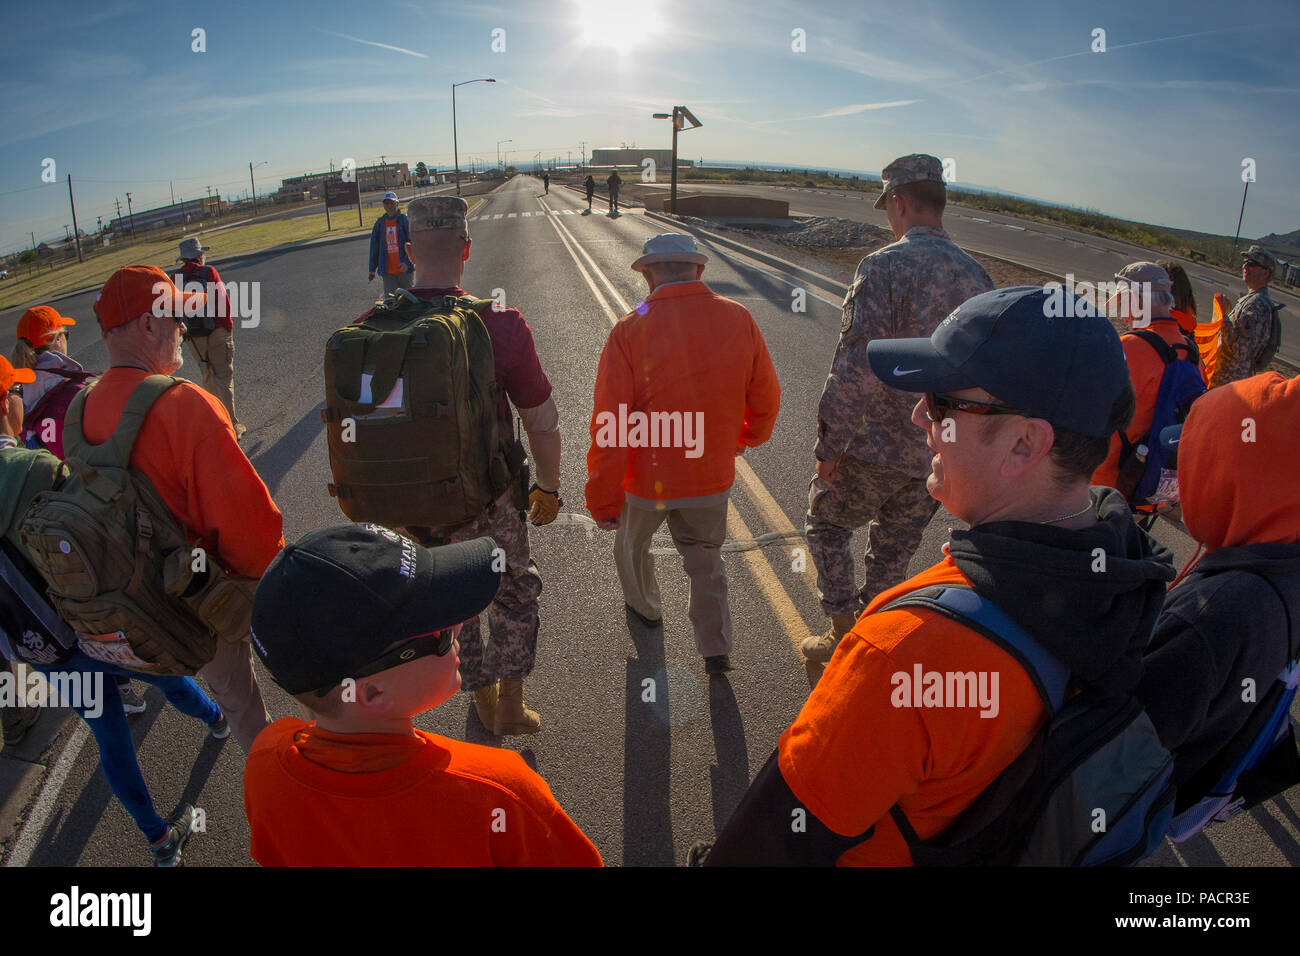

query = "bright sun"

[573,0,662,55]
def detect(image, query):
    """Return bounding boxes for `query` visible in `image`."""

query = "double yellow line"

[538,195,822,674]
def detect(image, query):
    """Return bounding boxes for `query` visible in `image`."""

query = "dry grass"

[1,199,480,312]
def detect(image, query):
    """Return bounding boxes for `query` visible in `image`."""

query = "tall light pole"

[125,191,137,238]
[452,77,495,196]
[652,106,703,214]
[497,139,512,171]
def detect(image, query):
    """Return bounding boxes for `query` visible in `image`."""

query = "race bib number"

[77,631,156,671]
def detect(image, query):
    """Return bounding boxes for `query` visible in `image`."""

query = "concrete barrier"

[642,194,789,219]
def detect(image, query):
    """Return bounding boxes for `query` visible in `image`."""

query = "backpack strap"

[882,584,1070,712]
[1128,328,1183,365]
[882,584,1073,861]
[63,375,185,470]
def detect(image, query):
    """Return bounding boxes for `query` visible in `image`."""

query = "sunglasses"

[312,622,463,698]
[925,392,1027,423]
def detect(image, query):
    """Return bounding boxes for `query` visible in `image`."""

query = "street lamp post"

[497,139,512,172]
[452,77,496,196]
[652,106,703,214]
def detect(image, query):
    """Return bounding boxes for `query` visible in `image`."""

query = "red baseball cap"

[16,305,77,348]
[0,355,37,393]
[93,264,205,332]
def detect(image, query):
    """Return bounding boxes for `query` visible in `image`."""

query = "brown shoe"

[800,612,858,663]
[493,679,540,736]
[472,682,499,730]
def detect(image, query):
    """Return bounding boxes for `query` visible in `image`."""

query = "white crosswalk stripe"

[507,212,517,218]
[492,214,503,219]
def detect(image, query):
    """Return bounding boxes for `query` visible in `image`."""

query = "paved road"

[1,175,1296,867]
[642,181,1300,368]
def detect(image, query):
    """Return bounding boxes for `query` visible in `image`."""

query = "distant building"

[274,162,411,202]
[108,196,221,236]
[589,147,694,174]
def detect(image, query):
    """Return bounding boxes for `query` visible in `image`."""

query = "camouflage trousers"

[805,455,938,617]
[406,489,541,689]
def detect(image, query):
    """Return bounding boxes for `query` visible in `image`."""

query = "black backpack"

[884,585,1175,866]
[173,263,217,338]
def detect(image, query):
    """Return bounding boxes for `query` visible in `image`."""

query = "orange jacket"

[585,281,780,521]
[778,557,1047,865]
[244,719,603,866]
[1092,318,1193,490]
[82,368,284,577]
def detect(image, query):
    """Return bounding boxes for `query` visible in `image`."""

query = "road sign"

[324,179,363,229]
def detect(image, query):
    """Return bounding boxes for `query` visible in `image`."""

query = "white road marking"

[971,217,990,223]
[507,213,517,218]
[492,214,503,220]
[1003,223,1025,231]
[4,721,90,867]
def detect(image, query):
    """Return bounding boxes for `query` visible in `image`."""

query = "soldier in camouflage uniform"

[390,196,564,736]
[1211,245,1280,388]
[802,155,993,663]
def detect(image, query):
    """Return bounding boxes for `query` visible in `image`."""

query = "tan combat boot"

[800,612,858,663]
[473,682,499,729]
[494,679,541,736]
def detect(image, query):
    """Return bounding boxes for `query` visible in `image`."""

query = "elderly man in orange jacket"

[586,234,781,674]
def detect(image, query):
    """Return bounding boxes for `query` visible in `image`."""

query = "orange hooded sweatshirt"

[1136,372,1300,800]
[585,280,781,521]
[1180,371,1300,550]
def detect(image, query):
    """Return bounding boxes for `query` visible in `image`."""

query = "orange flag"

[1195,294,1227,384]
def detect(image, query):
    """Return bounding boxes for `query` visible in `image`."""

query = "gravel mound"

[781,217,893,250]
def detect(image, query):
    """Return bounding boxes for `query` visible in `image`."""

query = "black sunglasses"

[312,623,462,698]
[925,392,1027,423]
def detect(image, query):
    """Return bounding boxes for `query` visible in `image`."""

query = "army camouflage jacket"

[815,225,992,477]
[1211,287,1276,388]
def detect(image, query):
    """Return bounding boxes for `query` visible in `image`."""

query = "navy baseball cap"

[866,285,1130,438]
[251,524,502,694]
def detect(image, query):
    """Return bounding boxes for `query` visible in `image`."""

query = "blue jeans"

[31,651,220,844]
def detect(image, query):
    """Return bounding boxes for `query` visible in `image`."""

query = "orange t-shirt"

[1092,319,1192,489]
[80,368,284,577]
[384,217,402,275]
[243,718,604,866]
[778,556,1047,866]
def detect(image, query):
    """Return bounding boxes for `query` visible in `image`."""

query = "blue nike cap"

[866,285,1130,438]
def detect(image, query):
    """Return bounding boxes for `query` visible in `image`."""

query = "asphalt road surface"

[642,180,1300,369]
[1,175,1296,867]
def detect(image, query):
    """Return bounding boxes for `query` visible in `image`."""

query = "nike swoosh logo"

[893,367,923,376]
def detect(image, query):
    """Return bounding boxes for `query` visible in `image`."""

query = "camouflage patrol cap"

[408,196,469,234]
[874,154,946,209]
[1241,244,1277,273]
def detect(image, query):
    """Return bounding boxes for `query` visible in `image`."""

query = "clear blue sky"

[2,0,1297,256]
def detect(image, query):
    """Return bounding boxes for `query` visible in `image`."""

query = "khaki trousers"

[614,501,732,658]
[187,327,238,427]
[198,637,269,752]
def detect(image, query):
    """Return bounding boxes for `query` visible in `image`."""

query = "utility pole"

[580,141,586,168]
[67,174,84,262]
[170,180,176,205]
[249,162,259,214]
[125,192,137,238]
[380,154,387,189]
[64,224,70,240]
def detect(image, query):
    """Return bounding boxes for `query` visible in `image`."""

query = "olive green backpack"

[323,290,525,531]
[19,376,254,675]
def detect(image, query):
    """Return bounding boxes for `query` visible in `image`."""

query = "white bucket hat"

[631,233,709,273]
